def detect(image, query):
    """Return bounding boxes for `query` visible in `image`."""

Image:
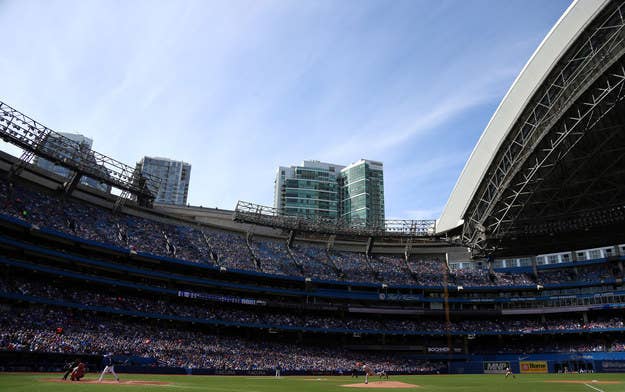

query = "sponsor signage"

[178,291,262,306]
[483,361,510,374]
[601,361,625,372]
[520,361,547,374]
[427,347,462,353]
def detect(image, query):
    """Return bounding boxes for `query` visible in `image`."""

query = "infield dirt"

[42,378,171,386]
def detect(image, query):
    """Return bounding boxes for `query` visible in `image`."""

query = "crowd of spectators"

[289,244,338,281]
[0,178,619,288]
[0,303,445,373]
[407,257,447,286]
[368,256,415,285]
[452,264,616,287]
[2,273,624,335]
[472,339,625,354]
[451,266,535,287]
[2,299,624,372]
[328,251,377,283]
[249,238,300,276]
[492,271,535,286]
[537,264,616,285]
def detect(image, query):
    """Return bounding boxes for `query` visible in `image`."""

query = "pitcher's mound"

[342,381,420,388]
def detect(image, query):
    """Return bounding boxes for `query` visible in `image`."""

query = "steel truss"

[234,200,436,238]
[0,101,160,206]
[463,1,625,254]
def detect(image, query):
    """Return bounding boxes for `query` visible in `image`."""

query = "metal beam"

[233,200,437,238]
[0,101,161,205]
[462,1,625,254]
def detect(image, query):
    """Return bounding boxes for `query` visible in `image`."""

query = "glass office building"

[339,159,385,227]
[274,159,385,226]
[137,157,191,206]
[274,161,343,219]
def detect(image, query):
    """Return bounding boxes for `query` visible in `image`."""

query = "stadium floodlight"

[0,101,161,206]
[233,200,437,239]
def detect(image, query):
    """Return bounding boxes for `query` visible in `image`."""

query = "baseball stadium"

[2,0,625,391]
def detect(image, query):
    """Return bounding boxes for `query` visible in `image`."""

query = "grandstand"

[2,0,625,381]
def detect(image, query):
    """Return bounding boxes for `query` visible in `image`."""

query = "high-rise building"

[137,157,191,206]
[274,161,343,219]
[33,132,111,193]
[274,159,385,226]
[339,159,385,227]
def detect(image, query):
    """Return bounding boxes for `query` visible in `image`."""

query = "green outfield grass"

[1,372,625,392]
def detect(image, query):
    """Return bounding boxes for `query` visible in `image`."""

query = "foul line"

[584,383,605,392]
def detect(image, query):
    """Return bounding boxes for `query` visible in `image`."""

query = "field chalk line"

[584,383,605,392]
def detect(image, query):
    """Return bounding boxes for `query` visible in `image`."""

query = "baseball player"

[62,358,80,380]
[275,364,281,378]
[505,366,515,379]
[362,363,375,384]
[98,353,120,383]
[70,362,86,381]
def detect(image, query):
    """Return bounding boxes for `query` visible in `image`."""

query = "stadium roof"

[438,0,625,255]
[438,0,609,233]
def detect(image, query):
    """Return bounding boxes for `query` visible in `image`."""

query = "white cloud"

[0,0,569,215]
[392,206,445,221]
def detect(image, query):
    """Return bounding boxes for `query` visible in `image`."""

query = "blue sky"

[0,0,571,219]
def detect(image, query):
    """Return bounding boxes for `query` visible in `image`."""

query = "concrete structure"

[137,157,191,206]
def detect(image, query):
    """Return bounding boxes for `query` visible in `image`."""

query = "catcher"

[69,362,86,381]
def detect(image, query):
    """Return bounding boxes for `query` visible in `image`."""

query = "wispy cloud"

[0,0,572,216]
[397,207,445,221]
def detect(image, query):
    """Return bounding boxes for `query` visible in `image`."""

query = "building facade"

[339,159,385,227]
[33,132,111,193]
[274,159,385,226]
[137,157,191,206]
[274,161,343,219]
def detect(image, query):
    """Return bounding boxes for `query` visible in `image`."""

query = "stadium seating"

[0,302,445,373]
[2,175,625,374]
[2,177,620,289]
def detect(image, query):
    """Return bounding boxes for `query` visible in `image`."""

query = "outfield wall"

[3,351,625,375]
[449,352,625,374]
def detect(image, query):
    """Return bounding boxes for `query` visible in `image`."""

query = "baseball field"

[1,373,625,392]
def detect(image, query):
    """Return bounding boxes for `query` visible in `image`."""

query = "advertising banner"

[600,361,625,372]
[483,361,510,374]
[427,347,462,353]
[520,361,547,373]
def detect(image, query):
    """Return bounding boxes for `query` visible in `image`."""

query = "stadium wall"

[448,352,625,374]
[4,351,625,375]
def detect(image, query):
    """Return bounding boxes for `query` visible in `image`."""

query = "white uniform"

[98,355,120,382]
[505,367,514,378]
[363,364,374,384]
